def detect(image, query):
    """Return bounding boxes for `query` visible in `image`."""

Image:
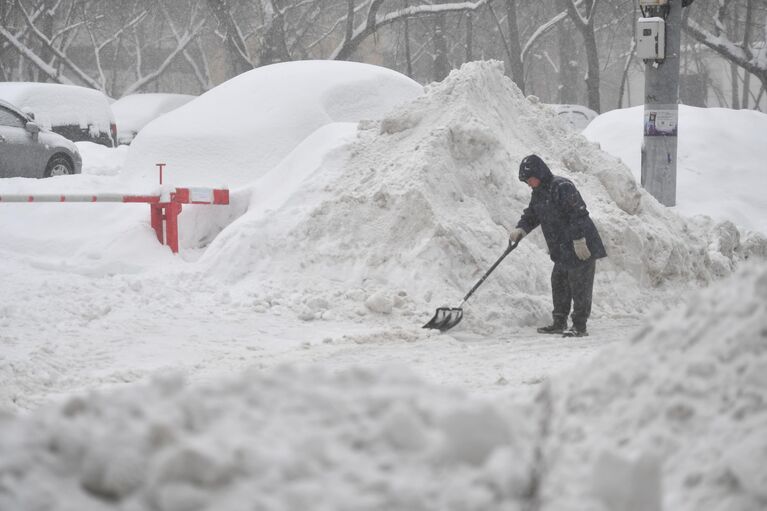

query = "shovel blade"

[422,307,464,331]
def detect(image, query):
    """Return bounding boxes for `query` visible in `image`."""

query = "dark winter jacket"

[516,156,606,268]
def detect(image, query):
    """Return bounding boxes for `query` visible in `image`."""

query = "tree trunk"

[740,0,754,109]
[403,0,413,78]
[206,0,252,75]
[564,0,601,112]
[617,39,636,109]
[583,23,600,112]
[557,0,578,103]
[432,11,450,81]
[403,0,413,77]
[465,11,473,62]
[505,0,524,93]
[259,1,290,65]
[730,63,740,109]
[36,0,56,83]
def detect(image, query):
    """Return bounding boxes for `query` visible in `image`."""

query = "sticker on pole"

[644,106,678,136]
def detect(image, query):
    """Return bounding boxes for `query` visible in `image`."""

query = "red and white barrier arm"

[0,187,229,254]
[173,187,230,205]
[0,188,229,205]
[0,193,159,203]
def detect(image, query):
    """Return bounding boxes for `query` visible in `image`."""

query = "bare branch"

[0,24,74,84]
[684,15,767,81]
[121,18,206,96]
[159,0,212,91]
[331,0,489,60]
[521,10,567,62]
[14,0,103,90]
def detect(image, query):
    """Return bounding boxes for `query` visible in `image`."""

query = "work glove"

[509,228,526,244]
[573,238,591,261]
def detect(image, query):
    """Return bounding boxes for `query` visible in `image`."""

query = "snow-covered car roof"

[546,104,598,131]
[111,93,196,145]
[122,60,424,188]
[0,82,114,134]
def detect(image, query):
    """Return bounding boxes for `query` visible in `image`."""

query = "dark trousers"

[551,260,596,329]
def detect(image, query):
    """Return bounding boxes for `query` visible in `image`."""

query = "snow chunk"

[365,290,393,314]
[0,365,537,510]
[541,262,767,511]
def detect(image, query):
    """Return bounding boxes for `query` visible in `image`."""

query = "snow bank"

[121,61,423,188]
[540,261,767,511]
[584,105,767,235]
[77,142,130,176]
[202,61,766,333]
[0,366,536,511]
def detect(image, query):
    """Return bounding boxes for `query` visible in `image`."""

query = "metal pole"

[641,0,682,207]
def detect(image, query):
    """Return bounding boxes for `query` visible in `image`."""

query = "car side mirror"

[25,121,40,135]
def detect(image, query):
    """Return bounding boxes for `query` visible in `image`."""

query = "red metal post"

[150,203,164,244]
[156,162,166,184]
[165,202,182,254]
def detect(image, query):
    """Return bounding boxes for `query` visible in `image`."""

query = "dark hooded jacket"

[516,155,606,268]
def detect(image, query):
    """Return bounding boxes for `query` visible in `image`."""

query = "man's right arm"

[516,204,539,234]
[511,204,539,243]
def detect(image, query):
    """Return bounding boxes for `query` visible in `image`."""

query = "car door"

[0,105,40,178]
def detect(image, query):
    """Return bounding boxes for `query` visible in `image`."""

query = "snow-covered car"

[123,60,424,188]
[111,93,196,145]
[547,104,598,131]
[0,99,82,178]
[0,82,116,147]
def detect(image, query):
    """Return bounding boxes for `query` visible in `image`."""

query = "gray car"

[0,99,82,178]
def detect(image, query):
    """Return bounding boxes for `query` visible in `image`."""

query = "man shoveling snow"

[509,154,607,337]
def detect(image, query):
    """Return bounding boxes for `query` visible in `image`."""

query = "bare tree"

[563,0,602,111]
[0,0,208,96]
[683,0,767,109]
[206,0,253,75]
[330,0,489,60]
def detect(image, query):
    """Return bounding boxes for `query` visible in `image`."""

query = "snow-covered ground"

[1,60,765,511]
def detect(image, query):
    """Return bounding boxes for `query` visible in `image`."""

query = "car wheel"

[44,155,74,177]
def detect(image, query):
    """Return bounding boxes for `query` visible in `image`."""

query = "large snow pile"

[121,61,423,188]
[201,61,766,333]
[584,105,767,235]
[0,366,536,511]
[540,261,767,511]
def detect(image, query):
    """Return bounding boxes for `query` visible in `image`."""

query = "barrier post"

[165,202,182,254]
[150,203,164,244]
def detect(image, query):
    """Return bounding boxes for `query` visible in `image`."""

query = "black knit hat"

[518,154,548,182]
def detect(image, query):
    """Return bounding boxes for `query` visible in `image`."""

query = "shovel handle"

[457,240,518,306]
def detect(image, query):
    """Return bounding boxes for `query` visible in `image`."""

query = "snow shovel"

[423,240,519,332]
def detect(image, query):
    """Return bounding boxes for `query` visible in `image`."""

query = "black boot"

[537,314,567,334]
[562,324,588,337]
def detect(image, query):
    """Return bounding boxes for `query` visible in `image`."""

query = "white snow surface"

[584,105,767,235]
[1,61,766,511]
[122,60,424,188]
